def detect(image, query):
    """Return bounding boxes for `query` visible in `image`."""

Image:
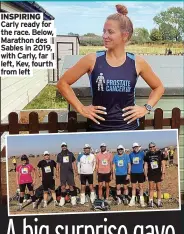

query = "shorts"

[116,175,129,185]
[60,172,75,186]
[131,173,145,183]
[98,173,111,183]
[19,183,33,193]
[148,172,162,183]
[80,174,93,185]
[43,179,55,191]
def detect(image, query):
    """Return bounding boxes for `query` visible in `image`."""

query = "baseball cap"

[149,142,156,147]
[84,144,91,149]
[61,142,67,147]
[132,142,140,148]
[117,145,124,150]
[21,154,28,161]
[100,143,106,147]
[44,151,49,155]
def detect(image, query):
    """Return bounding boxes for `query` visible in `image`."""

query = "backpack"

[35,185,44,199]
[92,199,110,211]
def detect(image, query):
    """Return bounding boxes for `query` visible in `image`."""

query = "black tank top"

[88,51,139,131]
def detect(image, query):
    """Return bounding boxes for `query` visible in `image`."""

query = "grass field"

[80,44,184,55]
[24,85,67,110]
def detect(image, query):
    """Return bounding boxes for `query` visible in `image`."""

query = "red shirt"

[96,152,113,174]
[16,164,34,184]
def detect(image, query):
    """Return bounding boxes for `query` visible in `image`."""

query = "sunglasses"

[118,149,123,150]
[62,145,67,147]
[149,146,155,149]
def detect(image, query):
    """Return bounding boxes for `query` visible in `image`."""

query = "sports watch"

[144,104,153,114]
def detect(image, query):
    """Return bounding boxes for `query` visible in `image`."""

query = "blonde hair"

[107,4,133,41]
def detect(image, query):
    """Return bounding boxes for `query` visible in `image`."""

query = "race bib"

[21,167,28,174]
[63,156,69,163]
[151,161,158,169]
[118,160,124,167]
[133,157,139,164]
[85,157,91,164]
[102,159,108,166]
[44,166,51,173]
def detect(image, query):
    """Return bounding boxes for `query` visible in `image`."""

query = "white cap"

[61,142,67,147]
[100,143,106,147]
[44,151,49,155]
[132,142,140,148]
[84,144,91,149]
[117,145,124,150]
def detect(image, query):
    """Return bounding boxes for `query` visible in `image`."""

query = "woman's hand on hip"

[122,105,148,124]
[80,105,107,124]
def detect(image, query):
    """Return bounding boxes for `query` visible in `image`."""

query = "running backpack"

[35,185,44,199]
[92,199,110,211]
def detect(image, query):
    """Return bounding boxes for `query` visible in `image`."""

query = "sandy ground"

[6,153,180,215]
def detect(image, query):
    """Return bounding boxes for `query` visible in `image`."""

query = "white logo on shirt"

[133,157,139,164]
[102,159,108,166]
[44,166,51,173]
[63,156,69,163]
[151,161,158,169]
[96,73,105,91]
[118,160,124,167]
[21,168,28,174]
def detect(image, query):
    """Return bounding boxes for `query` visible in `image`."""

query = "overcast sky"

[6,130,178,156]
[40,1,183,35]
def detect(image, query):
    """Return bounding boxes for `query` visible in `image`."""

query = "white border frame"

[5,129,181,217]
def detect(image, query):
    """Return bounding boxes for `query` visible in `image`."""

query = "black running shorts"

[131,173,145,183]
[80,174,93,185]
[98,173,111,183]
[19,183,33,193]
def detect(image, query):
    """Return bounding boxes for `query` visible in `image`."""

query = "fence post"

[29,112,39,134]
[68,111,77,132]
[171,108,181,134]
[9,112,19,134]
[138,116,145,130]
[48,112,58,133]
[154,108,163,129]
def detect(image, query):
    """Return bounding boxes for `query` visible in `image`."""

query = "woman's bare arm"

[123,56,165,124]
[136,56,165,107]
[57,53,107,124]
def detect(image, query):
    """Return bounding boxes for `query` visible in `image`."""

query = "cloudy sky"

[40,1,183,35]
[7,130,178,156]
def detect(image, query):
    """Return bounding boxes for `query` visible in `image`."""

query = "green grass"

[23,85,67,110]
[80,44,184,55]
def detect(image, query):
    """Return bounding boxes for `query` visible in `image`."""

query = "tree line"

[68,7,184,46]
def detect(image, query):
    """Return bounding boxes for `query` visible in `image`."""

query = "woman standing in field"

[57,4,164,131]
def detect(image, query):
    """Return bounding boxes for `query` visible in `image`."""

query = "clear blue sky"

[7,130,178,156]
[40,1,183,35]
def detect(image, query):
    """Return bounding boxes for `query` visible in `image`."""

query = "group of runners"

[14,141,171,211]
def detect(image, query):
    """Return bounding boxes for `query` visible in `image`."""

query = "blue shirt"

[113,154,130,175]
[129,151,145,173]
[88,51,139,131]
